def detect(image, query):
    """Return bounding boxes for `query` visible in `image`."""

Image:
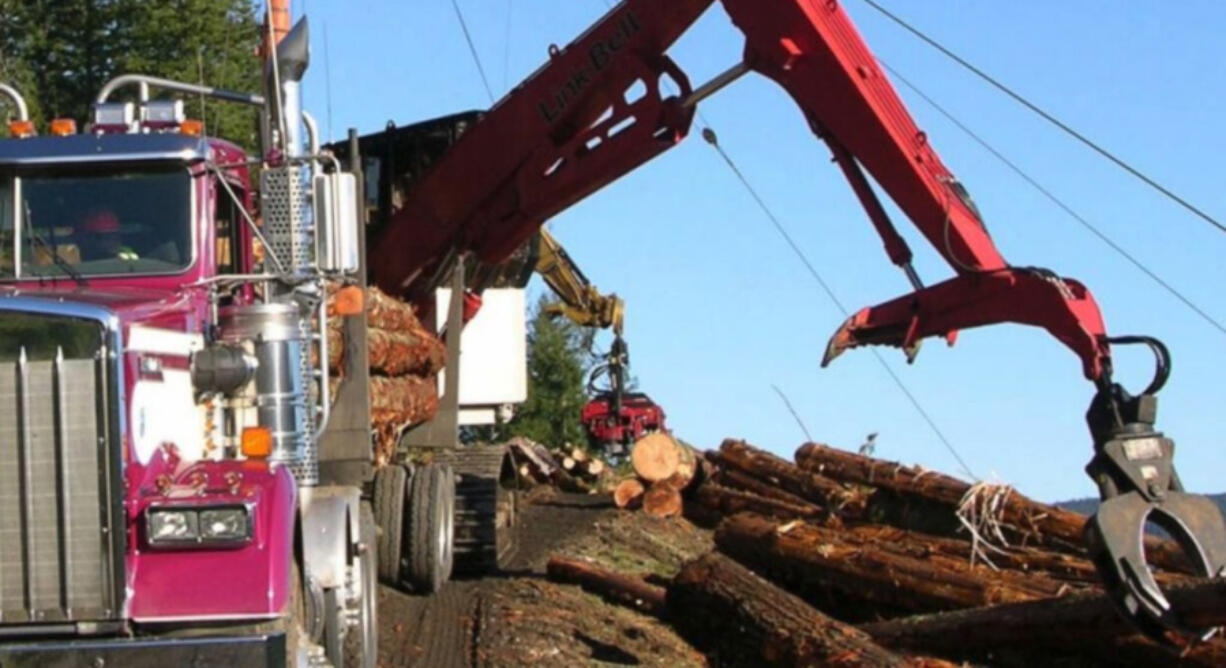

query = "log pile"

[612,432,709,518]
[506,437,613,494]
[586,435,1222,665]
[326,285,446,465]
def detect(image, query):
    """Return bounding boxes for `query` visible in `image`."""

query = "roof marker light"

[49,118,77,136]
[7,120,35,138]
[180,119,204,137]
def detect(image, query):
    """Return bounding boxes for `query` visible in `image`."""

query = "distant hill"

[1057,492,1226,517]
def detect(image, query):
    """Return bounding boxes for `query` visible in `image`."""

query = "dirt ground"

[377,490,712,667]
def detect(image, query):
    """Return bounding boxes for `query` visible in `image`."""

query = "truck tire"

[404,463,455,593]
[343,502,378,668]
[373,464,408,583]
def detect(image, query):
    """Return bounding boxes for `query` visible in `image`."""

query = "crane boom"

[366,0,1225,638]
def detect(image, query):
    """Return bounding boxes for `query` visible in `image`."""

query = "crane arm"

[369,0,710,303]
[535,228,625,334]
[365,0,1225,634]
[719,0,1111,380]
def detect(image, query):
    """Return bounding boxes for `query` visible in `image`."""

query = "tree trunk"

[860,579,1226,667]
[716,513,1071,615]
[546,556,666,615]
[667,552,912,667]
[613,478,646,509]
[642,480,683,518]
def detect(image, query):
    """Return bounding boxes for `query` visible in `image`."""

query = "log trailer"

[351,0,1223,643]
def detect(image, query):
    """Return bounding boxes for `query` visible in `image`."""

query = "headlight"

[148,509,198,543]
[146,505,252,547]
[200,508,249,541]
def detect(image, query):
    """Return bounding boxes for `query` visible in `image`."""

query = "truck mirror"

[314,172,359,274]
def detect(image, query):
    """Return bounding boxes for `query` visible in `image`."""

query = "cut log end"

[614,478,647,509]
[642,481,683,518]
[632,432,683,483]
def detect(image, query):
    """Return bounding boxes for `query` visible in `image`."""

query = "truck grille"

[0,313,121,624]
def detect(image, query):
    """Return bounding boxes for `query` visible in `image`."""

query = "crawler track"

[443,445,519,574]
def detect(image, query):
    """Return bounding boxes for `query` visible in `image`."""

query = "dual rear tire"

[373,463,455,594]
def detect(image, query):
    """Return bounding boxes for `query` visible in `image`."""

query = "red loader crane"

[365,0,1225,642]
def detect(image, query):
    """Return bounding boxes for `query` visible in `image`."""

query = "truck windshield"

[0,166,192,279]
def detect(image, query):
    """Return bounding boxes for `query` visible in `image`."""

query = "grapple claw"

[1084,340,1226,643]
[1086,490,1226,641]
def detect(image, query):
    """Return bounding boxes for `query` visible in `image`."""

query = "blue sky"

[298,1,1224,502]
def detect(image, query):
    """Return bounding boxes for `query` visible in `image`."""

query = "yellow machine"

[534,227,624,335]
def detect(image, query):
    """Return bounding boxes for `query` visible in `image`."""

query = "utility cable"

[880,61,1226,339]
[772,384,815,443]
[701,127,977,480]
[451,0,496,104]
[859,0,1226,237]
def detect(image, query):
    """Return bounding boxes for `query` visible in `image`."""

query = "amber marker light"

[335,285,365,316]
[48,118,77,136]
[241,426,273,459]
[8,120,35,138]
[180,119,204,136]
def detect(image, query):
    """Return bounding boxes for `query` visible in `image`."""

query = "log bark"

[712,465,815,508]
[795,442,1192,572]
[715,439,867,515]
[642,480,683,518]
[546,556,666,615]
[667,552,911,667]
[327,323,446,377]
[614,478,646,509]
[693,482,829,522]
[860,578,1226,667]
[716,513,1071,616]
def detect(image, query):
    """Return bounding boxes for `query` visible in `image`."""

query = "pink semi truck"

[0,15,497,666]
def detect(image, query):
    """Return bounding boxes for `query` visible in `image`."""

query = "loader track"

[441,445,519,575]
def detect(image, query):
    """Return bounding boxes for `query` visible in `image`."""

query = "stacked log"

[326,285,446,465]
[597,434,1218,666]
[610,432,713,518]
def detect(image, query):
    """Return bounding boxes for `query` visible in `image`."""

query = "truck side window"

[0,179,12,275]
[215,184,244,274]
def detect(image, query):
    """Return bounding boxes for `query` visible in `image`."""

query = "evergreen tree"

[500,295,595,449]
[0,0,261,147]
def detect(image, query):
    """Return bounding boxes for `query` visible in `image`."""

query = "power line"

[880,61,1226,339]
[700,126,977,480]
[859,0,1226,238]
[772,384,815,443]
[451,0,495,104]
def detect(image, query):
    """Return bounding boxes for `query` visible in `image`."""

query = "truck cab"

[0,23,377,665]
